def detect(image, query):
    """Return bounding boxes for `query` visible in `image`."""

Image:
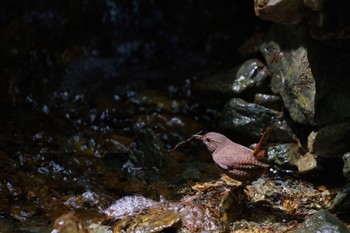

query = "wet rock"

[102,134,131,155]
[254,0,306,24]
[295,152,318,173]
[343,152,350,180]
[123,124,167,182]
[68,134,102,158]
[193,66,237,96]
[290,209,350,233]
[103,195,158,219]
[113,208,181,233]
[245,177,331,217]
[327,182,350,214]
[194,59,268,96]
[232,220,299,232]
[104,189,236,233]
[176,191,236,232]
[52,213,88,233]
[87,224,111,233]
[307,120,350,159]
[268,143,303,168]
[63,191,100,209]
[254,93,282,111]
[218,98,297,142]
[132,90,182,114]
[261,25,350,126]
[232,59,269,94]
[260,41,315,125]
[255,0,350,42]
[9,202,38,222]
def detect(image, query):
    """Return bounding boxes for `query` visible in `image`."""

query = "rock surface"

[260,25,350,126]
[218,98,297,142]
[327,182,350,214]
[343,152,350,180]
[260,41,315,125]
[194,59,268,96]
[295,152,318,173]
[268,143,303,168]
[307,120,350,159]
[254,0,306,24]
[255,0,350,42]
[291,209,350,233]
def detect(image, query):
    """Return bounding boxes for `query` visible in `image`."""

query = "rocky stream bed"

[1,0,350,232]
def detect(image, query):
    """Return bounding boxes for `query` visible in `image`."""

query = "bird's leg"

[222,184,246,204]
[221,175,246,196]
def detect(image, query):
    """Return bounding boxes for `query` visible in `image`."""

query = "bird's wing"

[213,149,269,171]
[230,162,269,170]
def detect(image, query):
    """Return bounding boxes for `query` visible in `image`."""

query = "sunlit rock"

[260,41,315,125]
[295,152,318,173]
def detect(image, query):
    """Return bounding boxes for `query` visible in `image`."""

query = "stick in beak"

[168,131,203,152]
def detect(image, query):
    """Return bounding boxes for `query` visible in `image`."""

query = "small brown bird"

[193,128,271,184]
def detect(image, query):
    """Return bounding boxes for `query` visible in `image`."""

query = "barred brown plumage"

[194,128,271,184]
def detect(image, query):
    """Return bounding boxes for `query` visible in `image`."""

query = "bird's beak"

[192,134,204,140]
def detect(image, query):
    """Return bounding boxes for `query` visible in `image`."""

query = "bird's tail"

[253,127,271,162]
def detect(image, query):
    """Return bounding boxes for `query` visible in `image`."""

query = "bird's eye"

[205,138,210,142]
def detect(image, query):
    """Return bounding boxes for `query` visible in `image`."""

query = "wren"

[193,128,271,184]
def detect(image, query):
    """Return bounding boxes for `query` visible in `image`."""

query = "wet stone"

[218,98,297,142]
[124,124,167,182]
[307,120,350,159]
[254,0,306,24]
[194,59,268,96]
[267,143,303,168]
[262,24,350,126]
[232,59,269,94]
[245,177,332,219]
[52,213,88,233]
[9,202,38,222]
[327,182,350,214]
[254,93,282,111]
[103,195,158,219]
[102,134,131,155]
[113,208,181,233]
[193,66,238,96]
[260,41,316,125]
[104,188,235,233]
[295,152,318,173]
[256,0,349,41]
[132,90,182,114]
[290,209,350,233]
[343,152,350,180]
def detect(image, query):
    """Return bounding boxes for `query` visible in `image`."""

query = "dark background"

[0,0,270,114]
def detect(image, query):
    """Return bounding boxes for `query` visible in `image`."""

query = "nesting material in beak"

[169,131,203,152]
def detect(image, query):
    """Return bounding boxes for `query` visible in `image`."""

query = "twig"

[168,130,203,152]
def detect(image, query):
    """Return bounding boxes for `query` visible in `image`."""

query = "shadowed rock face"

[194,132,269,183]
